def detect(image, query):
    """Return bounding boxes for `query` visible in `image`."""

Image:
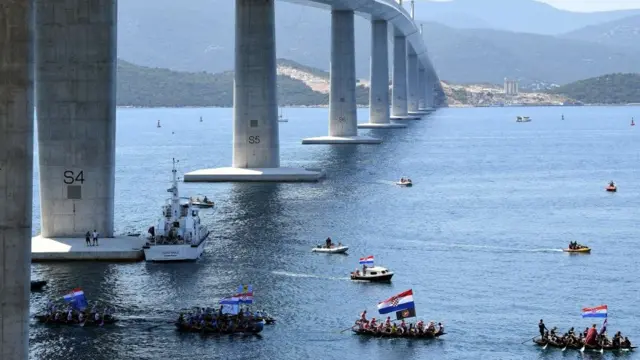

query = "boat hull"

[35,315,118,326]
[606,187,617,192]
[396,182,413,187]
[143,240,206,262]
[312,246,349,254]
[350,273,394,282]
[562,248,591,253]
[353,329,445,339]
[175,321,264,334]
[534,339,635,352]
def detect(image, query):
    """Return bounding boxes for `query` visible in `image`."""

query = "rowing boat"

[534,339,635,352]
[353,328,445,339]
[34,314,118,326]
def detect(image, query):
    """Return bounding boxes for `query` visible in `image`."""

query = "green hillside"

[116,59,370,107]
[547,73,640,104]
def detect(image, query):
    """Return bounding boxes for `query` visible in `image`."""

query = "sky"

[423,0,640,12]
[537,0,640,12]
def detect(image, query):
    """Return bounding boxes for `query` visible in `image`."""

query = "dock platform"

[31,235,146,262]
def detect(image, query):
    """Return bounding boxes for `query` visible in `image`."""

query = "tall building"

[504,78,519,95]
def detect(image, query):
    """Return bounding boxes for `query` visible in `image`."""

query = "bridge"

[0,0,443,358]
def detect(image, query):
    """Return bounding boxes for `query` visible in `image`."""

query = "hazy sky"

[537,0,640,12]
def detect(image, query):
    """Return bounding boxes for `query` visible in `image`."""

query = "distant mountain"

[547,73,640,105]
[413,0,640,35]
[420,22,640,85]
[561,15,640,50]
[116,58,369,107]
[117,0,640,86]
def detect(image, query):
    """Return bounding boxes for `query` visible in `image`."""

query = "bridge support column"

[407,51,420,113]
[425,65,436,109]
[418,65,426,110]
[391,34,419,120]
[0,0,33,358]
[185,0,323,181]
[303,10,381,144]
[35,0,117,238]
[358,19,406,129]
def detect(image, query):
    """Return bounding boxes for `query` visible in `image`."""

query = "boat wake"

[271,271,349,281]
[408,241,563,254]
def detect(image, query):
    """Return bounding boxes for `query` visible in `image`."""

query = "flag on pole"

[62,288,88,311]
[582,304,607,318]
[359,256,374,265]
[396,307,417,320]
[377,289,415,314]
[219,297,240,315]
[235,284,253,304]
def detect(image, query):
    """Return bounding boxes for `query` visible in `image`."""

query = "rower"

[78,312,84,322]
[369,318,377,327]
[400,319,407,332]
[438,322,444,333]
[538,319,547,338]
[384,316,391,327]
[622,337,631,347]
[360,310,368,323]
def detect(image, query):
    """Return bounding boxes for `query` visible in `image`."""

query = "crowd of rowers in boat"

[38,303,116,324]
[539,322,633,349]
[178,307,274,327]
[354,313,444,336]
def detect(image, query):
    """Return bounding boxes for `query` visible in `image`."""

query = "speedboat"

[516,116,531,122]
[606,183,617,192]
[396,178,413,187]
[563,247,591,254]
[350,266,394,282]
[312,244,349,254]
[143,159,210,262]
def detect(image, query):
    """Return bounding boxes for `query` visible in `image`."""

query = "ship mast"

[168,158,180,221]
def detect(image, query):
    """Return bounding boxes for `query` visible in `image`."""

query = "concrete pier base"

[303,10,380,145]
[391,34,408,117]
[391,115,422,120]
[302,136,382,144]
[0,1,34,357]
[191,0,322,180]
[183,167,324,182]
[31,236,146,262]
[35,0,118,238]
[357,123,407,129]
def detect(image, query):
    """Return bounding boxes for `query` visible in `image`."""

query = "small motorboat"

[516,116,531,122]
[350,266,394,282]
[30,280,47,291]
[606,182,617,192]
[312,244,349,254]
[563,247,591,254]
[190,196,215,208]
[396,178,413,187]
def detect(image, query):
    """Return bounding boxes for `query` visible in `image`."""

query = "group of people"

[399,177,412,184]
[176,306,272,333]
[84,230,100,246]
[353,310,444,337]
[39,302,115,325]
[567,241,587,250]
[324,237,343,248]
[538,320,633,349]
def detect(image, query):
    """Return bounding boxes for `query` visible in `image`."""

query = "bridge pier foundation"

[358,19,406,129]
[303,10,381,144]
[185,0,323,181]
[35,0,117,238]
[407,51,420,114]
[0,0,33,358]
[425,64,436,110]
[391,34,420,120]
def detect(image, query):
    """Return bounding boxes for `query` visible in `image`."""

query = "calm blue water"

[30,106,640,360]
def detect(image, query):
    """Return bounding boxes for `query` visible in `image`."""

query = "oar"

[580,345,585,352]
[561,344,567,351]
[542,343,548,350]
[340,326,354,333]
[521,336,537,344]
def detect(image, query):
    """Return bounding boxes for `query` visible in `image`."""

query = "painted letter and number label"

[63,170,85,184]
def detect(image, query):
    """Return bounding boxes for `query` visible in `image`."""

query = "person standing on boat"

[325,237,332,248]
[538,319,547,338]
[585,324,598,345]
[360,310,368,323]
